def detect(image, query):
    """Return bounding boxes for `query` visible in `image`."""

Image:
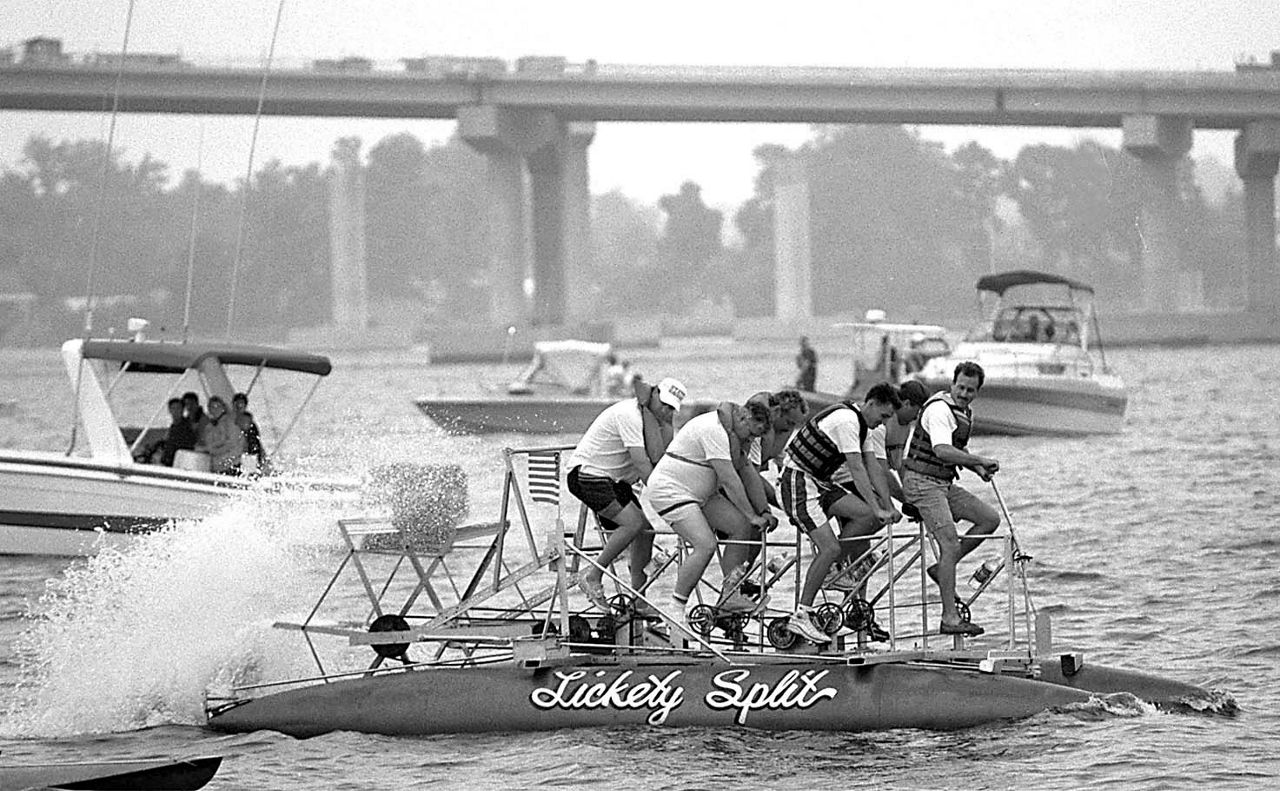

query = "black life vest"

[785,400,867,480]
[903,392,971,481]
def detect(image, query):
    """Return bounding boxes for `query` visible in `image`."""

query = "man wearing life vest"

[779,382,901,645]
[901,361,1001,637]
[869,380,931,502]
[568,377,686,611]
[645,401,774,619]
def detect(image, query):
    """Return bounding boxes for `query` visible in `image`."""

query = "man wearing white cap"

[568,376,686,610]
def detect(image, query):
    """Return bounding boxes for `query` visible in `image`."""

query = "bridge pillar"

[326,138,369,330]
[1122,115,1193,313]
[1234,121,1280,311]
[459,106,594,327]
[769,152,813,321]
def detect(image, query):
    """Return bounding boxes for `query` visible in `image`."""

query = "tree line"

[0,126,1244,344]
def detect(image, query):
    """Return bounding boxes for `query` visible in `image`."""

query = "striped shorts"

[779,467,838,535]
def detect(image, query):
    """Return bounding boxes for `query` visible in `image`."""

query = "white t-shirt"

[802,406,875,484]
[919,399,959,449]
[568,398,645,482]
[646,411,731,507]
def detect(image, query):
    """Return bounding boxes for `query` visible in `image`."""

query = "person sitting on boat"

[197,395,246,475]
[645,401,773,619]
[902,333,928,375]
[568,376,686,611]
[159,396,199,467]
[697,388,809,598]
[182,391,208,437]
[236,409,269,476]
[874,380,930,489]
[901,361,1001,637]
[778,382,901,644]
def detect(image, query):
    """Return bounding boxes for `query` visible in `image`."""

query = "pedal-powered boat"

[205,446,1229,737]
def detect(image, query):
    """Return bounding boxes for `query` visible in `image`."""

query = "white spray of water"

[3,490,350,737]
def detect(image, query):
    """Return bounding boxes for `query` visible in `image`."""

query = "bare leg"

[665,505,718,601]
[703,494,759,575]
[799,525,841,607]
[584,502,651,588]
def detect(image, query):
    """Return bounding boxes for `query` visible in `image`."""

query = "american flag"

[527,451,561,506]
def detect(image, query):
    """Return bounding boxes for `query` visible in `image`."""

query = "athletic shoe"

[717,592,760,614]
[579,576,609,610]
[786,609,831,644]
[822,562,859,592]
[864,620,891,642]
[631,599,662,620]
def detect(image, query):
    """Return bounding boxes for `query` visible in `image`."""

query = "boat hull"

[0,755,221,791]
[915,375,1127,437]
[208,658,1098,738]
[413,397,614,435]
[0,450,354,556]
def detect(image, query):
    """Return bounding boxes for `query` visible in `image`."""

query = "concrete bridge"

[4,59,1279,329]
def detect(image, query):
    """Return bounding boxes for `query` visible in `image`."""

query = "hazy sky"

[1,0,1275,208]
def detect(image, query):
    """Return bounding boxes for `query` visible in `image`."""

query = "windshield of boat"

[968,305,1084,345]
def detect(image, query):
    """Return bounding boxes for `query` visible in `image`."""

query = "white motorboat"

[916,270,1127,437]
[415,339,622,435]
[0,330,358,556]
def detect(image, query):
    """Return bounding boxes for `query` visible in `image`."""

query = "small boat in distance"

[415,339,622,435]
[0,323,359,556]
[914,270,1127,437]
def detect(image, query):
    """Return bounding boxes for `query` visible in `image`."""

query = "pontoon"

[205,446,1227,737]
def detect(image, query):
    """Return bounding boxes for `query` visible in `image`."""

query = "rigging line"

[181,120,206,343]
[226,0,285,339]
[67,0,136,456]
[81,0,135,337]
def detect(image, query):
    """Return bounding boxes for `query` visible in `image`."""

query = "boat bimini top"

[63,337,334,466]
[975,270,1095,296]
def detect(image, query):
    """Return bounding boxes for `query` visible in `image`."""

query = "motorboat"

[0,326,359,556]
[205,445,1228,738]
[915,271,1127,436]
[800,318,952,413]
[415,340,621,435]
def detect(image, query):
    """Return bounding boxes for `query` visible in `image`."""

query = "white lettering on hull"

[529,667,839,726]
[705,668,838,725]
[530,669,685,725]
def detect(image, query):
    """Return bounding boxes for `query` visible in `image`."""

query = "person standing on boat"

[569,377,686,610]
[198,395,246,475]
[645,401,773,618]
[901,361,1001,637]
[779,383,901,644]
[795,336,818,392]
